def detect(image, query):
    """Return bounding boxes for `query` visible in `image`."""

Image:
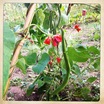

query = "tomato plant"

[3,3,100,101]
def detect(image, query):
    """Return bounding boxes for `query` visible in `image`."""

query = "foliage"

[3,22,15,95]
[3,3,100,101]
[32,53,50,74]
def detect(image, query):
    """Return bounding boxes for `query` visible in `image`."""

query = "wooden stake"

[3,3,36,100]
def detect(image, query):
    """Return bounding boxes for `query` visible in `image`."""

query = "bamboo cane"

[3,3,36,100]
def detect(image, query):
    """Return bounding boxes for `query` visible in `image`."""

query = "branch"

[66,4,73,15]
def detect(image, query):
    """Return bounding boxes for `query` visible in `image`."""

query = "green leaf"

[72,64,80,75]
[36,79,45,88]
[43,10,50,29]
[81,87,90,97]
[35,9,45,25]
[26,84,35,96]
[26,79,45,96]
[24,52,37,65]
[93,58,100,70]
[76,44,87,51]
[32,53,50,74]
[43,75,53,84]
[16,58,26,74]
[48,47,56,55]
[87,46,100,55]
[87,77,97,83]
[59,13,69,27]
[60,5,65,12]
[3,22,15,95]
[67,47,90,62]
[4,24,15,50]
[94,33,100,40]
[33,9,45,26]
